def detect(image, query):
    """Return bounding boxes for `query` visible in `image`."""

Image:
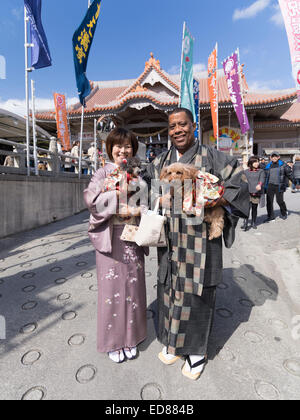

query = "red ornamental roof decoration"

[35,53,299,123]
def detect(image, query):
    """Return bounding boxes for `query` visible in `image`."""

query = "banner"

[180,23,196,122]
[223,51,250,135]
[279,0,300,102]
[208,44,218,140]
[53,93,71,151]
[24,0,52,69]
[72,0,102,107]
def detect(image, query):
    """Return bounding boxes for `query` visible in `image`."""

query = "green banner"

[180,24,196,122]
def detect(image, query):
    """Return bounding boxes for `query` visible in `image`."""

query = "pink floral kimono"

[84,163,148,353]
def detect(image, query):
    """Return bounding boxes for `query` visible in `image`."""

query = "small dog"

[102,157,142,193]
[120,157,142,182]
[160,163,225,240]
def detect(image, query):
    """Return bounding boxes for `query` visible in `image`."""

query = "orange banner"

[208,45,218,140]
[53,93,71,151]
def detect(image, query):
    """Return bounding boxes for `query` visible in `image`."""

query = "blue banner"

[72,0,102,107]
[180,24,196,123]
[193,78,199,139]
[24,0,52,70]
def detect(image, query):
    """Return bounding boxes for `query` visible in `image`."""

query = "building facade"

[36,53,300,159]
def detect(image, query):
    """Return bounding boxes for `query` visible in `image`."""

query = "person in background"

[259,157,267,169]
[64,149,72,172]
[286,160,294,190]
[3,154,14,167]
[292,155,300,193]
[264,152,293,222]
[243,156,265,231]
[71,141,80,173]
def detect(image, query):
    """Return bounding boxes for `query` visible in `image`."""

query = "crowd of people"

[242,152,300,231]
[2,138,105,174]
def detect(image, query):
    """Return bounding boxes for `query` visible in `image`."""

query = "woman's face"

[252,161,260,169]
[112,139,133,166]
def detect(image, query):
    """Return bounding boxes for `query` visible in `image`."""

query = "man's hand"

[205,196,229,209]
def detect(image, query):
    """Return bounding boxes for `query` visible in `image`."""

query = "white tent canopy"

[0,108,51,141]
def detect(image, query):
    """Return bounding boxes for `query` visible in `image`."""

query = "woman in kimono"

[84,128,148,363]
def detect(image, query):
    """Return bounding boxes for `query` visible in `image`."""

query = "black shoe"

[241,219,248,230]
[280,215,287,220]
[251,222,257,229]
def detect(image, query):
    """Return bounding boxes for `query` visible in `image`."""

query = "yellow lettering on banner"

[87,16,96,37]
[95,2,101,19]
[78,28,91,52]
[75,45,86,64]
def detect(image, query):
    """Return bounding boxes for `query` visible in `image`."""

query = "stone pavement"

[0,191,300,400]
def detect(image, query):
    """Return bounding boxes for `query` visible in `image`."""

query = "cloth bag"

[120,224,139,243]
[135,200,167,248]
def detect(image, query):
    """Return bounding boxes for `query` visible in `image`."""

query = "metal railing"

[0,138,103,178]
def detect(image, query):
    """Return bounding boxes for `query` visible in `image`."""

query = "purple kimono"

[84,164,147,353]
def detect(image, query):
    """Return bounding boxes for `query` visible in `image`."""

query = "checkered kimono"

[143,142,249,356]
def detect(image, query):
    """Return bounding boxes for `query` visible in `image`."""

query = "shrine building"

[36,53,300,159]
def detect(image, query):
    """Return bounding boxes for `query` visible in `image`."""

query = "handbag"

[135,200,167,248]
[120,224,139,243]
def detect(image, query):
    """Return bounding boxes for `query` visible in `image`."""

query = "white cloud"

[248,79,283,91]
[167,62,206,75]
[270,5,284,27]
[233,0,272,21]
[167,64,180,75]
[11,7,23,21]
[193,63,207,73]
[0,97,78,117]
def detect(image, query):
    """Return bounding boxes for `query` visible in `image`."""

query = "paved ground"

[0,190,300,400]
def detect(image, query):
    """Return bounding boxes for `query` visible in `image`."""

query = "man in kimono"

[143,108,249,380]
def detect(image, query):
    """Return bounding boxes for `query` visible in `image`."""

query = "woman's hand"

[118,205,141,218]
[256,184,262,191]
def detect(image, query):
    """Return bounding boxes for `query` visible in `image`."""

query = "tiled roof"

[280,101,300,122]
[35,54,298,122]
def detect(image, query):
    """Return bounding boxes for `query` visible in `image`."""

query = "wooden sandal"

[181,356,207,380]
[158,348,181,365]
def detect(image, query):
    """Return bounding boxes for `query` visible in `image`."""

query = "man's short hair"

[168,107,194,124]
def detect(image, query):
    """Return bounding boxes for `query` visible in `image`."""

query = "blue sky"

[0,0,295,115]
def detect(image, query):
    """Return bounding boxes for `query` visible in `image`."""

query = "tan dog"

[160,163,225,240]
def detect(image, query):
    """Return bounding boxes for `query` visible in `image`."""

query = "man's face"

[271,155,280,163]
[168,112,196,154]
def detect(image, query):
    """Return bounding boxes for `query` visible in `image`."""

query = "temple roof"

[35,53,299,123]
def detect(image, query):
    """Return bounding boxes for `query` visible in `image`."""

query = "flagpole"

[179,21,186,105]
[24,6,31,176]
[31,80,38,176]
[237,47,248,160]
[216,42,219,151]
[79,106,84,179]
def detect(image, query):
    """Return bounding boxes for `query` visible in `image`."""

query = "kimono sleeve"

[83,168,118,225]
[208,147,249,218]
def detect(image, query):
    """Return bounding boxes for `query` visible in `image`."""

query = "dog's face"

[160,163,199,183]
[120,157,141,177]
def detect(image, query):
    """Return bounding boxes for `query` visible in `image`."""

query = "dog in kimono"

[102,157,142,193]
[160,162,225,240]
